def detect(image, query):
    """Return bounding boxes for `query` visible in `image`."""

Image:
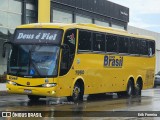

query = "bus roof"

[17,23,155,40]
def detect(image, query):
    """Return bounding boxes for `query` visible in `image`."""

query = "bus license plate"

[24,89,32,94]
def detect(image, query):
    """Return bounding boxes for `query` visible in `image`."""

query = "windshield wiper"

[30,61,42,77]
[29,50,42,77]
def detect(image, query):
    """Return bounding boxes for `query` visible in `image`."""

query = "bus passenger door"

[60,29,76,76]
[58,29,77,96]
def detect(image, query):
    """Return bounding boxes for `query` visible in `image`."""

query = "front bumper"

[6,84,58,97]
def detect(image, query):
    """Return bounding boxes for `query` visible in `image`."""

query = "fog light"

[52,91,55,94]
[8,81,17,86]
[7,88,10,90]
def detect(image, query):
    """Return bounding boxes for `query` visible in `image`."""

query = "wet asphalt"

[1,87,160,120]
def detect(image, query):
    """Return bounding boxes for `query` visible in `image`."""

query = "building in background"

[0,0,129,77]
[0,0,38,75]
[0,0,159,83]
[51,0,129,30]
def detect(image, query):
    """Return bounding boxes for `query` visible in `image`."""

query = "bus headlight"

[42,83,57,88]
[8,81,17,86]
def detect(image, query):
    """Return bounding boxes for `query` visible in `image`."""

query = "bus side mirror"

[2,41,12,58]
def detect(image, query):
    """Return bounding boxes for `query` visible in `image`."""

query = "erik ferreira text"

[138,112,158,117]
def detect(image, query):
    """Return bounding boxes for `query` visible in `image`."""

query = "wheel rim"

[136,83,141,95]
[128,85,132,95]
[136,84,140,90]
[127,81,133,96]
[73,86,80,100]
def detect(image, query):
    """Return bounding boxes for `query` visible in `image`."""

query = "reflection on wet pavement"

[1,88,160,119]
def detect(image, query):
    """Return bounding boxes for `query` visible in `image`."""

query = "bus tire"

[134,81,142,96]
[126,80,134,97]
[67,82,83,102]
[28,95,40,101]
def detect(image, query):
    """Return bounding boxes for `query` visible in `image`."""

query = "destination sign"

[13,29,63,44]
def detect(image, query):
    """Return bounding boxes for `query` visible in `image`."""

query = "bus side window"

[148,41,155,56]
[140,39,148,55]
[106,34,118,53]
[149,47,152,56]
[60,29,76,76]
[93,33,105,52]
[78,30,92,51]
[129,38,139,55]
[63,29,76,55]
[119,36,129,54]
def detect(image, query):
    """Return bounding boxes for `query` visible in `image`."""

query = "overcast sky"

[109,0,160,33]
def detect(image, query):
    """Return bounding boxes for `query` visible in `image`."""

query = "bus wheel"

[134,81,142,96]
[126,80,134,97]
[67,83,83,102]
[28,95,40,101]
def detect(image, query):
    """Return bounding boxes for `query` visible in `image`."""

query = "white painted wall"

[0,83,6,91]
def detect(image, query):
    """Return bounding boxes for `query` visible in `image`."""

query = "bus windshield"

[8,45,60,77]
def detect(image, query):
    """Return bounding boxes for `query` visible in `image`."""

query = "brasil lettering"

[104,56,123,68]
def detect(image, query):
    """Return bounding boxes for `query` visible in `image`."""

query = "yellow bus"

[3,23,155,102]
